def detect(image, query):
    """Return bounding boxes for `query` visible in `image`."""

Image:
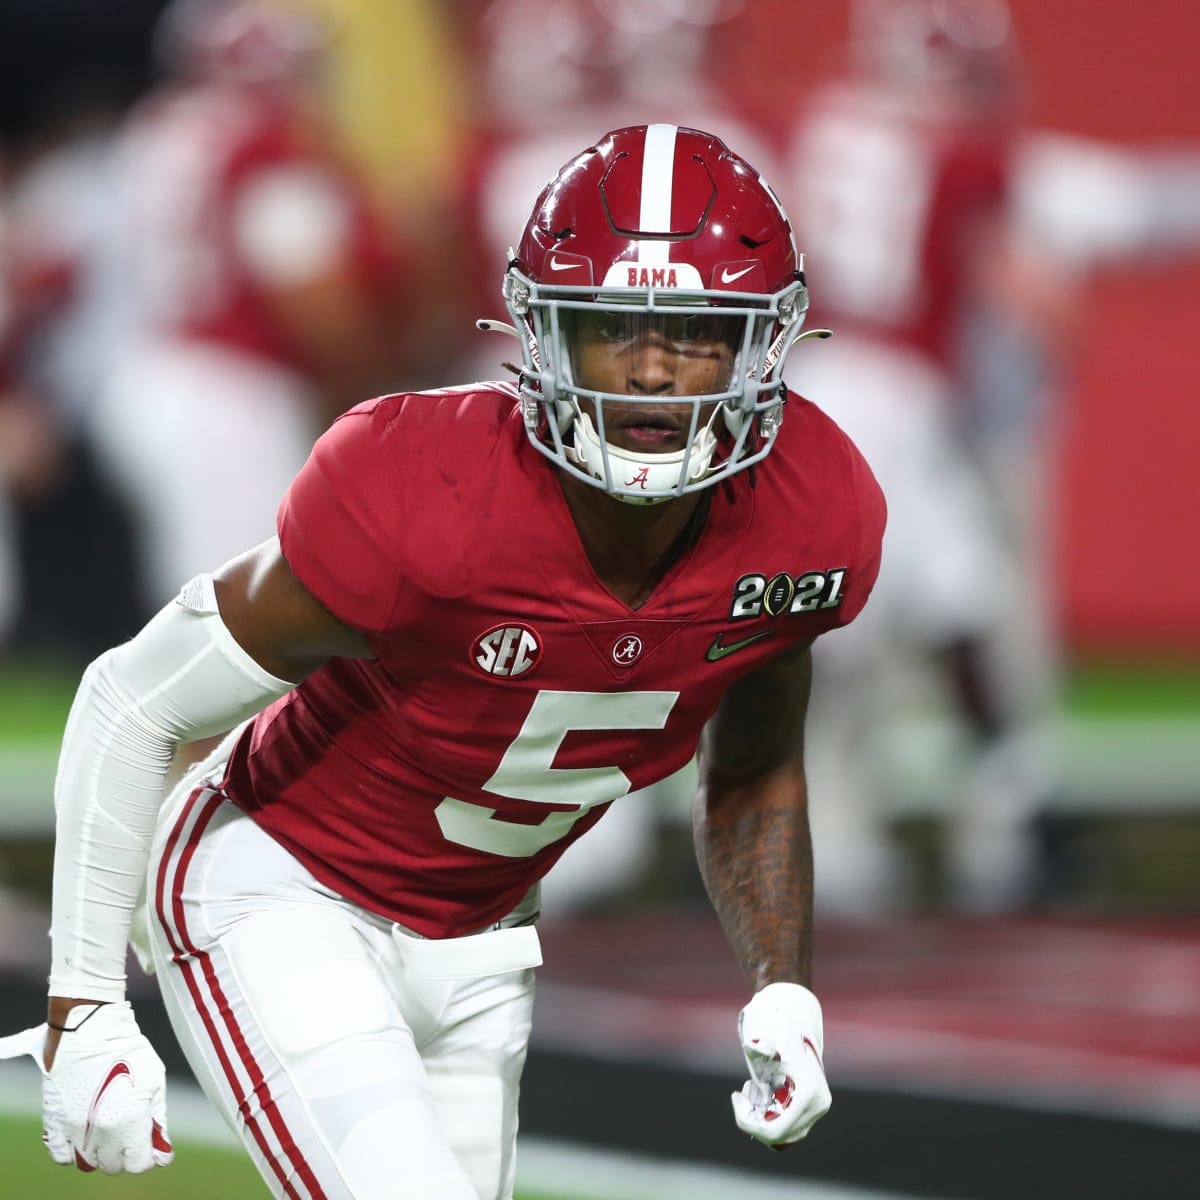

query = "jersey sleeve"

[831,436,887,630]
[277,401,405,635]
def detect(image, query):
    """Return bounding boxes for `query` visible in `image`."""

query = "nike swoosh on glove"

[731,982,832,1148]
[0,1002,173,1174]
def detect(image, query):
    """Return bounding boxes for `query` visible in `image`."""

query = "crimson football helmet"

[497,124,825,503]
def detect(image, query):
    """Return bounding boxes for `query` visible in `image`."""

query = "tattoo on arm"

[695,642,815,990]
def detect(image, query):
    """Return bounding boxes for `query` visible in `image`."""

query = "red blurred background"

[732,0,1200,655]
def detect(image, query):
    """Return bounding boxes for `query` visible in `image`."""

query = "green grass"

[0,663,76,746]
[0,1114,566,1200]
[1063,659,1200,718]
[0,1113,267,1198]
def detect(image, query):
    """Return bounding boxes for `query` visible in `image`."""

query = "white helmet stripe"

[637,123,677,265]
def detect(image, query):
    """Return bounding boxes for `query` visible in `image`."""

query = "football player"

[87,0,402,612]
[0,125,884,1198]
[781,0,1057,910]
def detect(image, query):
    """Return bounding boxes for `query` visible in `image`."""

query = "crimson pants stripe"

[155,788,327,1200]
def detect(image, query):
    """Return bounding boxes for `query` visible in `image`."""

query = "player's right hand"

[731,982,832,1149]
[0,1002,173,1174]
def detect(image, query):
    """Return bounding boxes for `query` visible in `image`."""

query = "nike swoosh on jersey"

[706,629,775,661]
[84,1061,132,1149]
[719,264,755,284]
[548,256,582,271]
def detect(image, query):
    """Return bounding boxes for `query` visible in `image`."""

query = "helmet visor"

[559,307,744,397]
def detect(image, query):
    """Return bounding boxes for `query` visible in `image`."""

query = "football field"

[0,1113,576,1200]
[0,1113,266,1200]
[0,1109,923,1200]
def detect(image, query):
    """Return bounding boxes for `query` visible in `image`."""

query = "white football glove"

[0,1002,173,1174]
[731,982,832,1148]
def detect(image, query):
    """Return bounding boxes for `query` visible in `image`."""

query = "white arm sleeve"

[49,575,294,1001]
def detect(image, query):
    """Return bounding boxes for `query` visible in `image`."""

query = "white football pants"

[145,774,539,1200]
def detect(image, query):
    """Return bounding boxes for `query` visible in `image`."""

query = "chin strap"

[566,407,720,503]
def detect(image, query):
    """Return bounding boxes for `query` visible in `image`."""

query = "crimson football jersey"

[786,78,1012,368]
[222,383,884,935]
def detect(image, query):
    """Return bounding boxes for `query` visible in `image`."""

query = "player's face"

[567,310,737,455]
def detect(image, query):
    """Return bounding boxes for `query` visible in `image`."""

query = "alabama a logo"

[611,634,644,666]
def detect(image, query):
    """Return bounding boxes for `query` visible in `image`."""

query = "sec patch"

[472,624,542,678]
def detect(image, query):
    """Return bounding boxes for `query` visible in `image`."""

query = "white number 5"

[434,690,679,858]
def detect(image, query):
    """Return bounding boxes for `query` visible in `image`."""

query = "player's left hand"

[731,982,831,1149]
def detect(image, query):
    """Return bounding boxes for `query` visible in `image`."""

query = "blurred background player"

[781,0,1076,910]
[0,286,70,659]
[0,185,54,650]
[86,0,404,614]
[0,188,23,646]
[0,64,147,660]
